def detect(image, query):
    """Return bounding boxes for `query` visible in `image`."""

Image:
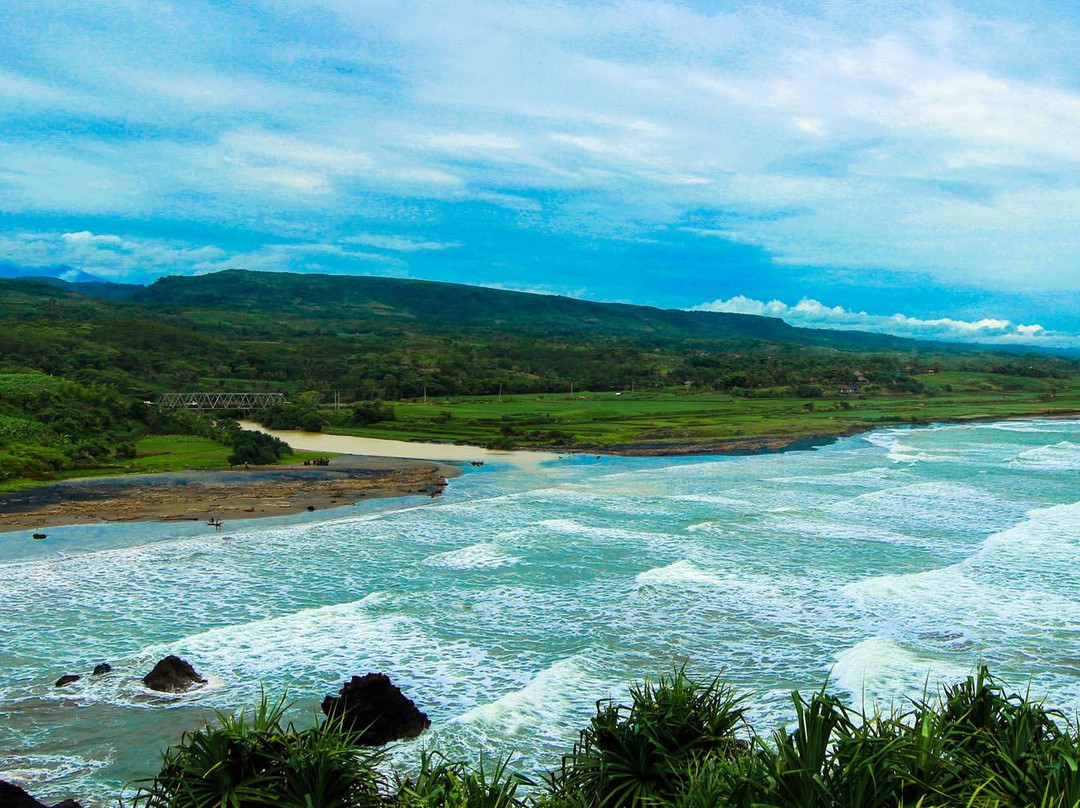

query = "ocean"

[2,418,1080,805]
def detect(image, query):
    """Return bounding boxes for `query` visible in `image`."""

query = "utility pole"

[423,384,428,405]
[498,382,503,402]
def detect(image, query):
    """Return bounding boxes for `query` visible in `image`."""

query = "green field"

[0,435,330,492]
[326,372,1080,451]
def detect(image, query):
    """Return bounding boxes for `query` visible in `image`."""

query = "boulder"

[142,655,206,693]
[54,674,80,688]
[92,663,112,676]
[0,779,82,808]
[321,673,430,745]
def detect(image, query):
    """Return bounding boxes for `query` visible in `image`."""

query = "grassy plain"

[329,371,1080,452]
[0,435,330,492]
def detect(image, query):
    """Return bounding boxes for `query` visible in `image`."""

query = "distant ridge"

[0,261,113,284]
[132,269,924,351]
[19,275,143,301]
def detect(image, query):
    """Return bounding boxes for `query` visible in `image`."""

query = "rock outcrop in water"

[321,672,430,744]
[143,655,206,693]
[54,674,80,688]
[92,663,111,676]
[0,779,82,808]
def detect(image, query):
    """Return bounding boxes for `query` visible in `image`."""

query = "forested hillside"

[5,271,1073,400]
[1,270,1077,480]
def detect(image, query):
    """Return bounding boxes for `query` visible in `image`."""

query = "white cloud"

[479,281,590,298]
[424,132,521,153]
[2,231,230,279]
[343,234,461,252]
[61,231,124,246]
[4,0,1080,298]
[692,294,1074,347]
[0,231,402,280]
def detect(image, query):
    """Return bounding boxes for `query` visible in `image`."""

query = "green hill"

[131,269,913,350]
[0,269,1078,481]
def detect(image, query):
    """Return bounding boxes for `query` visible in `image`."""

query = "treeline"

[2,277,1076,405]
[0,372,290,481]
[128,666,1080,808]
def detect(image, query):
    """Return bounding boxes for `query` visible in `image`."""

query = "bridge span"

[155,392,286,410]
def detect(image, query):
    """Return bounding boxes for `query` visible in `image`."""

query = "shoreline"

[5,409,1076,534]
[552,408,1080,456]
[0,455,460,534]
[289,409,1080,460]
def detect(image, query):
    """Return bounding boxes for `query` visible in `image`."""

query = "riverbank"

[250,408,1080,461]
[283,383,1080,457]
[0,455,459,533]
[237,421,561,468]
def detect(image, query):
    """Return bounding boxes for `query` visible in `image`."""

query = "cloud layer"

[692,295,1072,347]
[1,0,1080,334]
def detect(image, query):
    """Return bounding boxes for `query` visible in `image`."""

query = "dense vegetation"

[1,270,1079,475]
[130,666,1080,807]
[5,271,1076,402]
[0,370,294,484]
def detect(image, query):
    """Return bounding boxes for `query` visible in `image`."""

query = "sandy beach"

[0,455,459,533]
[237,421,561,467]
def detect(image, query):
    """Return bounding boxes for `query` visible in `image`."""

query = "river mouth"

[3,418,1080,806]
[238,421,561,469]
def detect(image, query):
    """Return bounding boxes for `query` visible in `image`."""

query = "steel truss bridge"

[155,392,286,411]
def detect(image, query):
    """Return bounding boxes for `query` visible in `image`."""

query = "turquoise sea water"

[3,419,1080,805]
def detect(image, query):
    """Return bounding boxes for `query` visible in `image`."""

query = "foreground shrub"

[546,668,748,808]
[130,695,384,808]
[393,751,526,808]
[227,428,291,466]
[129,666,1080,808]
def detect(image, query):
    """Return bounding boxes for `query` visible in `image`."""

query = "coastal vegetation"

[1,270,1079,481]
[0,369,311,490]
[277,375,1080,452]
[127,666,1080,808]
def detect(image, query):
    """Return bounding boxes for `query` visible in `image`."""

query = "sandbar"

[0,456,459,533]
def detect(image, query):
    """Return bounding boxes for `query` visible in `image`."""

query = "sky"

[2,0,1080,347]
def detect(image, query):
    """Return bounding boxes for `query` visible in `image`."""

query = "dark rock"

[321,672,430,745]
[142,655,206,693]
[54,674,80,688]
[306,505,315,511]
[92,663,112,676]
[32,533,47,540]
[0,779,83,808]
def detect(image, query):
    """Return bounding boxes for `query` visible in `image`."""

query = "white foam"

[422,542,521,569]
[453,654,604,736]
[0,754,110,785]
[832,637,968,706]
[537,518,681,552]
[635,560,726,588]
[59,599,506,716]
[827,481,1025,538]
[772,466,904,489]
[1012,441,1080,471]
[976,420,1060,434]
[843,501,1080,655]
[765,515,930,548]
[631,560,830,632]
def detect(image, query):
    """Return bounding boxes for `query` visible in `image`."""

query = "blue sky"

[3,0,1080,346]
